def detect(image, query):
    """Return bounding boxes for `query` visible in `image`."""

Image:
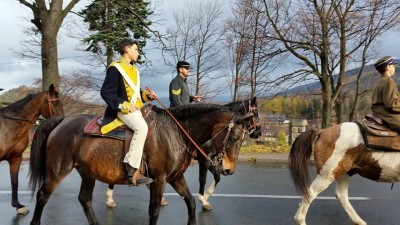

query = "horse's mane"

[224,99,256,113]
[0,93,35,114]
[153,104,233,119]
[151,104,237,128]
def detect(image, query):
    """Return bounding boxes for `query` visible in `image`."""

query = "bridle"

[209,115,249,166]
[243,100,259,134]
[47,92,60,117]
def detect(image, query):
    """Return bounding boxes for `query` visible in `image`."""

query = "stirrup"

[131,169,153,186]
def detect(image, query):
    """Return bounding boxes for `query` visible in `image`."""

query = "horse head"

[210,110,256,175]
[246,97,262,138]
[225,97,262,139]
[39,84,64,118]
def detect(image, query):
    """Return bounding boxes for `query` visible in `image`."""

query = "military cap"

[176,61,192,69]
[374,56,397,69]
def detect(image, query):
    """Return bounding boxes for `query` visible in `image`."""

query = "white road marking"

[0,191,370,200]
[163,193,370,200]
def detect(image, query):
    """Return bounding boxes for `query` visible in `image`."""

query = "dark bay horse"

[289,122,400,225]
[196,97,261,210]
[0,84,64,214]
[104,97,262,209]
[29,104,255,225]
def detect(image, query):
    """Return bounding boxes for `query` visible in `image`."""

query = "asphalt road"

[2,161,400,225]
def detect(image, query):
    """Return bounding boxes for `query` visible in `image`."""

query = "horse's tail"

[29,116,64,194]
[289,129,319,201]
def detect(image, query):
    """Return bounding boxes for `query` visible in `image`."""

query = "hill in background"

[283,59,400,95]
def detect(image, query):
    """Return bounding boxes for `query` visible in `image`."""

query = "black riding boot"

[125,163,153,186]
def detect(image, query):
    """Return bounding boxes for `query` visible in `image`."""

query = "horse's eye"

[230,135,239,142]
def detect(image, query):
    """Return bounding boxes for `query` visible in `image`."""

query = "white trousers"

[117,110,148,169]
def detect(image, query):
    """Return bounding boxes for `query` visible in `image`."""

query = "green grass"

[240,144,290,154]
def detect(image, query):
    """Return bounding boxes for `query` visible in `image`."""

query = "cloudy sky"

[1,0,399,101]
[0,0,196,101]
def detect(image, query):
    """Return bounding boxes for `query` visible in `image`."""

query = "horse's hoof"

[161,197,168,206]
[106,201,117,208]
[202,204,213,211]
[16,206,29,214]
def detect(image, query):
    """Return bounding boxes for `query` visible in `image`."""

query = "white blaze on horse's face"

[220,122,247,176]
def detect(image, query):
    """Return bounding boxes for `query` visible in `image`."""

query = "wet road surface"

[2,161,400,225]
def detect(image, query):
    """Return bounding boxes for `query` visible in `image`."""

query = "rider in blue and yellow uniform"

[100,39,154,186]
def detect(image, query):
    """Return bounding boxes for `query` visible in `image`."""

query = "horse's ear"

[251,96,257,106]
[49,84,60,97]
[236,112,254,123]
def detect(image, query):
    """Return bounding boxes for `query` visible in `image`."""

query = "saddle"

[356,114,400,151]
[83,105,157,153]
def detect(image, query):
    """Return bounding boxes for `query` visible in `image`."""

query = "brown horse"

[105,97,262,209]
[0,84,64,214]
[289,122,400,225]
[28,104,255,225]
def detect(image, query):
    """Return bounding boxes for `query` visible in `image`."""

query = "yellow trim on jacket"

[100,60,148,134]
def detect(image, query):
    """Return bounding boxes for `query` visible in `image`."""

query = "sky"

[1,0,400,102]
[0,0,204,102]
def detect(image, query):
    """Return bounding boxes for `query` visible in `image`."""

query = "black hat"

[177,61,192,69]
[374,56,397,68]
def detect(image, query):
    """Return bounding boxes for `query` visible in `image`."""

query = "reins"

[146,87,214,164]
[0,114,34,123]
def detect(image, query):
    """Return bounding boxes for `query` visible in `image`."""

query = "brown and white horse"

[289,122,400,225]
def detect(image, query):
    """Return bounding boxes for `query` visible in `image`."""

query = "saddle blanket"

[83,105,156,141]
[356,118,400,151]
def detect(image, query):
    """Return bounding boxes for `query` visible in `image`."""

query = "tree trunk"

[320,81,332,128]
[41,20,61,90]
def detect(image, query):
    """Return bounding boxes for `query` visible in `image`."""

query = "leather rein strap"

[146,87,214,164]
[0,114,34,123]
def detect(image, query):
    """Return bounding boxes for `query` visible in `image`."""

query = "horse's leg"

[30,177,65,225]
[198,155,212,210]
[8,155,29,214]
[200,165,221,211]
[294,174,334,225]
[335,175,366,225]
[78,174,99,225]
[205,165,221,200]
[148,179,167,225]
[106,184,117,208]
[169,175,196,225]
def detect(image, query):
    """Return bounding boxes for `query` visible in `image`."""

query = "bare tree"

[263,0,400,128]
[224,0,285,101]
[347,0,400,121]
[165,0,226,100]
[17,0,81,91]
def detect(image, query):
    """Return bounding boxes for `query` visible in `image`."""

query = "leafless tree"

[164,0,226,100]
[263,0,400,127]
[16,0,81,91]
[223,0,286,101]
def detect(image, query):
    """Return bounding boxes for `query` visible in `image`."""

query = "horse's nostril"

[224,169,231,175]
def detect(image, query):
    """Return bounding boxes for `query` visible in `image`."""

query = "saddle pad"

[358,119,397,136]
[83,115,126,140]
[356,120,400,151]
[83,112,156,141]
